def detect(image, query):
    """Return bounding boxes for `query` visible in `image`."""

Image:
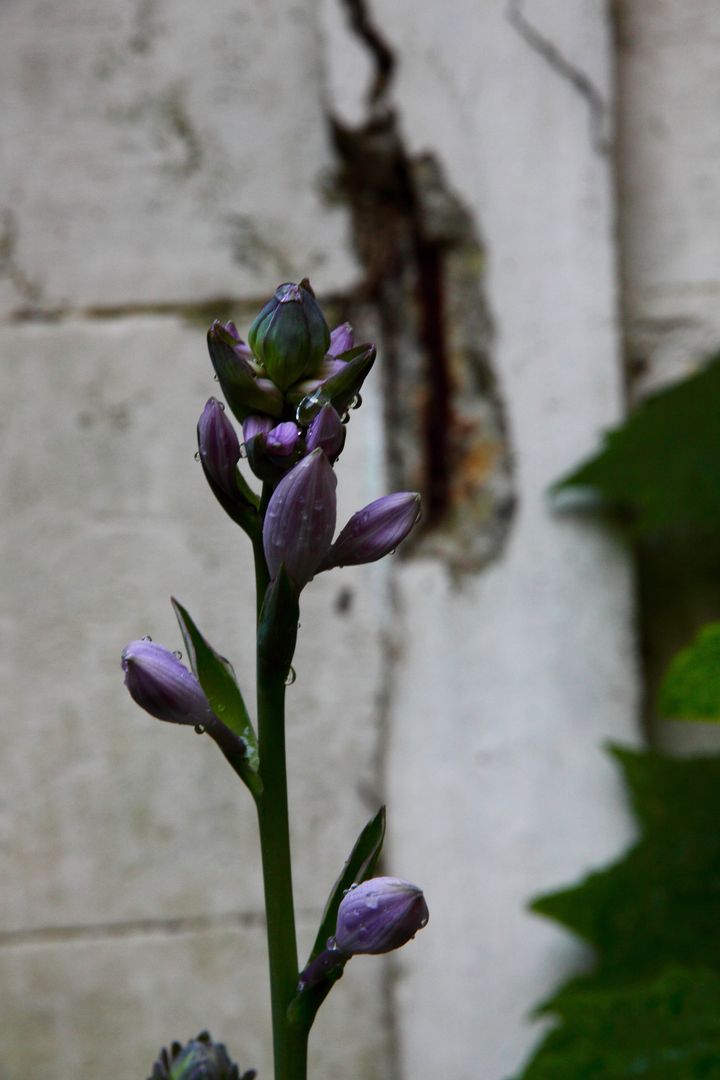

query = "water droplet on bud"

[239,443,248,459]
[194,724,206,735]
[141,634,153,642]
[350,394,362,410]
[213,373,219,382]
[173,650,182,660]
[296,389,330,426]
[193,450,201,461]
[285,666,296,686]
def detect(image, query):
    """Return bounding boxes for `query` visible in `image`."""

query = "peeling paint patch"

[326,1,515,573]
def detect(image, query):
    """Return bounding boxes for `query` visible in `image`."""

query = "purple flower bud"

[266,421,301,459]
[197,398,240,496]
[248,280,330,392]
[242,414,275,444]
[332,877,428,956]
[263,449,337,590]
[321,492,421,570]
[121,640,215,727]
[329,321,354,357]
[305,403,346,462]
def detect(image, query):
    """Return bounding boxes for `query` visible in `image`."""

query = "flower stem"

[254,536,308,1080]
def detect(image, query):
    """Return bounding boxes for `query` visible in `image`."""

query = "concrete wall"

[2,2,713,1078]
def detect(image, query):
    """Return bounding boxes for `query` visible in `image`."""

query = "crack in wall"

[0,908,321,950]
[507,0,611,156]
[0,209,44,312]
[328,0,515,573]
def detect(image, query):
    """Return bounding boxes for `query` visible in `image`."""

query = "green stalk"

[254,509,309,1080]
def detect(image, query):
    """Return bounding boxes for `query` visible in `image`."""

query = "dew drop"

[194,724,206,735]
[285,666,296,686]
[351,394,362,410]
[173,650,182,660]
[218,400,225,410]
[297,979,306,993]
[340,411,350,424]
[141,634,153,642]
[296,389,330,426]
[327,936,338,951]
[193,450,201,461]
[365,895,379,910]
[239,443,248,459]
[213,373,219,382]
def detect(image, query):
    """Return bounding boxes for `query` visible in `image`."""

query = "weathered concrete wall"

[10,0,712,1078]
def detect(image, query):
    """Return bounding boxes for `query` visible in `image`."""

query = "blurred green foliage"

[660,623,720,722]
[515,748,720,1078]
[553,353,720,536]
[517,360,720,1076]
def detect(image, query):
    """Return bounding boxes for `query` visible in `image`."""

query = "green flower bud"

[248,279,330,391]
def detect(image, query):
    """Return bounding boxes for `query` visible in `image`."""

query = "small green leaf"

[309,804,386,963]
[172,598,259,773]
[553,352,720,536]
[257,567,299,684]
[659,622,720,721]
[287,807,386,1031]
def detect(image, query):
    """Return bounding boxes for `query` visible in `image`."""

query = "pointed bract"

[333,877,428,956]
[262,449,337,590]
[121,640,215,727]
[207,322,283,421]
[321,492,421,569]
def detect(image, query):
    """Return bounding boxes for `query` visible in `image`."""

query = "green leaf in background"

[516,746,720,1078]
[516,968,720,1080]
[659,622,720,721]
[172,598,259,773]
[552,352,720,535]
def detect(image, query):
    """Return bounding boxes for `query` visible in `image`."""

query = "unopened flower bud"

[148,1030,254,1080]
[321,492,421,570]
[248,280,330,391]
[333,877,428,956]
[242,414,274,444]
[266,421,301,460]
[329,321,354,357]
[305,403,346,462]
[263,449,337,590]
[121,640,215,727]
[197,398,240,497]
